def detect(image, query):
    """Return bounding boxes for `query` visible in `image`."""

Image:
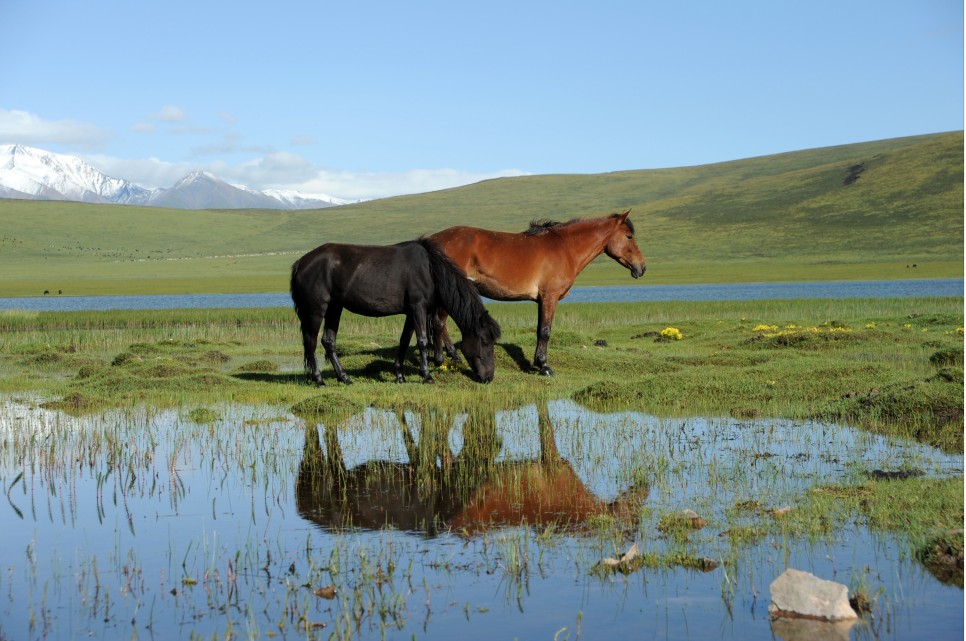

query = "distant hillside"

[336,131,963,260]
[0,132,961,296]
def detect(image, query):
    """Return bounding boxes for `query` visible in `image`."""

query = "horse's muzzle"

[631,265,646,279]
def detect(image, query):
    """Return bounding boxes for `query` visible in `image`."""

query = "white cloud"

[149,105,187,123]
[84,149,528,200]
[292,167,529,201]
[290,133,317,146]
[0,109,113,148]
[84,154,196,190]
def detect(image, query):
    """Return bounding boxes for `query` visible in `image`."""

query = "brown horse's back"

[429,226,566,302]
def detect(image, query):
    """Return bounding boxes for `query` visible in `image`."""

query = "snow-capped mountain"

[0,144,345,210]
[262,188,352,208]
[0,144,153,204]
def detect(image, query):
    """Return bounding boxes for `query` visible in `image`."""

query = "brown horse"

[429,210,645,375]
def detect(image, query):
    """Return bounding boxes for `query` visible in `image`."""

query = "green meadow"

[2,297,960,451]
[0,131,961,297]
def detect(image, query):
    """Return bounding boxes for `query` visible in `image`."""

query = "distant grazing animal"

[290,238,501,385]
[429,210,645,375]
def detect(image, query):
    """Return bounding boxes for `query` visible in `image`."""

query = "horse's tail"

[419,238,501,343]
[290,254,321,376]
[290,256,306,317]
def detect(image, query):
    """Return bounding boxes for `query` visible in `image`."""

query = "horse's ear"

[619,209,631,221]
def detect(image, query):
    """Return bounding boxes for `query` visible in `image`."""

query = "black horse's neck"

[419,239,501,341]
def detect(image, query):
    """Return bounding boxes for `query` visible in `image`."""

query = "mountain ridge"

[0,144,346,210]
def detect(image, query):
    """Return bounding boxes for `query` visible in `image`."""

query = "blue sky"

[1,0,962,200]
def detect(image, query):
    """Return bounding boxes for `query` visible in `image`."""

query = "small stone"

[620,543,640,564]
[313,585,336,599]
[682,509,707,529]
[600,543,641,571]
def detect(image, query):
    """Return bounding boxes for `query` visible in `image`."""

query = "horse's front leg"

[321,305,352,384]
[413,307,434,384]
[394,317,415,383]
[432,310,462,365]
[533,297,558,376]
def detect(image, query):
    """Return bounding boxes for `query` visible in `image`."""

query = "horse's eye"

[626,235,633,240]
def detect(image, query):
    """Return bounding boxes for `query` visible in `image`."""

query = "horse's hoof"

[313,378,326,387]
[538,366,554,377]
[395,374,406,383]
[339,376,353,385]
[422,376,435,384]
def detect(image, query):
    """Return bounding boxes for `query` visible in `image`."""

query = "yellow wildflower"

[661,327,683,341]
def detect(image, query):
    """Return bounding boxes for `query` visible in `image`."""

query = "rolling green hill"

[0,131,961,297]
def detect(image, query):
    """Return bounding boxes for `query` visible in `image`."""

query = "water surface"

[0,399,961,640]
[1,278,961,312]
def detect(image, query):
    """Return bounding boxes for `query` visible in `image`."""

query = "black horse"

[291,238,501,385]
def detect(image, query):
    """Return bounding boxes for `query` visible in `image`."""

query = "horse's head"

[458,312,502,383]
[604,210,646,279]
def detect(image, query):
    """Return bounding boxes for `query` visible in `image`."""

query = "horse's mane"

[524,218,576,236]
[524,212,633,236]
[419,239,502,342]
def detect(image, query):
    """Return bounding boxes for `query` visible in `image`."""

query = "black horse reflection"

[295,404,647,536]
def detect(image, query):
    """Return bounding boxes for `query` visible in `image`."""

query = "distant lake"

[0,279,961,312]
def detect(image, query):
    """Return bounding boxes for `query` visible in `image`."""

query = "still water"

[0,278,962,312]
[0,399,961,640]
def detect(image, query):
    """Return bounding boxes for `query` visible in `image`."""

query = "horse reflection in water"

[295,404,647,535]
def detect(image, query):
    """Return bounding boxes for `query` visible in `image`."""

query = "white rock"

[769,569,858,621]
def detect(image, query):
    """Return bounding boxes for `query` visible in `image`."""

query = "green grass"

[1,297,961,451]
[0,131,961,296]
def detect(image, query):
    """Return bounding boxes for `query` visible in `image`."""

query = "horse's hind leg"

[533,297,558,376]
[394,318,415,383]
[321,305,352,385]
[299,312,325,386]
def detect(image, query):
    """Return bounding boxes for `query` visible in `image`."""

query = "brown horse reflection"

[295,405,646,536]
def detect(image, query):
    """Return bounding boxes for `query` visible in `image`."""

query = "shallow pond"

[0,398,961,640]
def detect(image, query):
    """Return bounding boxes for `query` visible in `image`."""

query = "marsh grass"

[1,297,961,447]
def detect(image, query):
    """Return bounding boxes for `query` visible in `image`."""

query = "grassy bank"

[1,297,961,450]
